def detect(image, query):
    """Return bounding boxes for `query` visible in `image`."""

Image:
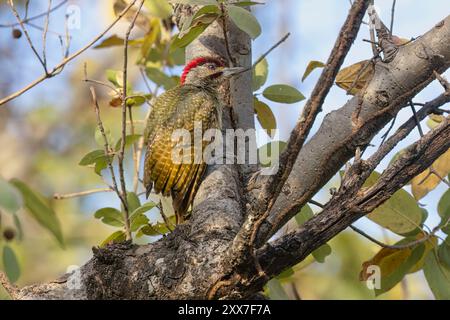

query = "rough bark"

[12,8,450,300]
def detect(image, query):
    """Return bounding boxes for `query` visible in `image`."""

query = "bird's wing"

[144,86,218,219]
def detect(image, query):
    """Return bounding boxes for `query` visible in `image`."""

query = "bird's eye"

[207,64,216,70]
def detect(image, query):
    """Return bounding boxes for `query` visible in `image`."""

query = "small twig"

[128,106,140,193]
[380,115,397,146]
[433,70,450,93]
[42,0,52,70]
[390,0,397,36]
[0,0,139,106]
[8,0,48,73]
[157,200,175,232]
[409,101,424,137]
[349,224,439,250]
[308,199,324,209]
[53,188,113,200]
[89,87,128,221]
[0,0,68,28]
[368,1,379,56]
[0,271,20,300]
[252,33,290,69]
[118,0,145,241]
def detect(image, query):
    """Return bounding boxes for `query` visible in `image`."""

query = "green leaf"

[94,207,124,227]
[254,98,276,138]
[364,172,423,235]
[438,241,450,268]
[114,134,142,152]
[10,179,63,246]
[252,58,268,91]
[100,230,126,247]
[302,60,325,82]
[79,150,108,166]
[145,0,173,19]
[0,177,23,214]
[137,217,176,237]
[95,127,114,148]
[106,69,123,88]
[2,245,20,283]
[130,202,157,221]
[94,157,108,176]
[127,94,148,107]
[227,5,261,39]
[94,35,124,49]
[258,141,287,167]
[312,244,332,263]
[294,204,313,225]
[265,279,290,300]
[233,1,265,6]
[423,251,450,299]
[168,0,218,5]
[171,24,210,49]
[12,214,23,241]
[126,192,141,214]
[263,85,305,104]
[438,189,450,221]
[131,213,149,232]
[145,67,178,90]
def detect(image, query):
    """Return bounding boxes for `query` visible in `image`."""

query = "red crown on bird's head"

[180,57,225,85]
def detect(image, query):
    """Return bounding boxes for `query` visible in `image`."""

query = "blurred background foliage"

[0,0,449,300]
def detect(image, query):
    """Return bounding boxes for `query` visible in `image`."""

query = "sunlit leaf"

[252,58,268,91]
[2,245,20,283]
[131,213,149,232]
[302,60,325,82]
[233,1,265,6]
[145,67,178,90]
[0,177,23,214]
[114,134,142,152]
[79,150,108,166]
[172,24,208,49]
[364,172,422,235]
[168,0,218,5]
[227,5,261,39]
[336,60,374,95]
[426,114,444,130]
[100,230,126,247]
[411,148,450,200]
[94,207,124,227]
[254,98,276,138]
[423,251,450,300]
[106,69,123,88]
[10,179,63,246]
[137,216,176,237]
[263,85,305,104]
[438,189,450,221]
[126,192,141,214]
[130,202,157,221]
[360,240,425,296]
[438,241,450,268]
[94,35,124,49]
[144,0,173,19]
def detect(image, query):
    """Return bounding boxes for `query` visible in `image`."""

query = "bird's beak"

[221,67,249,78]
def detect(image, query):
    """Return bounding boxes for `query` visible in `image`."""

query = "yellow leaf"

[254,98,276,138]
[336,60,374,95]
[412,148,450,200]
[302,60,325,82]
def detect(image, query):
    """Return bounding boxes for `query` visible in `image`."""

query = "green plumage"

[143,84,221,223]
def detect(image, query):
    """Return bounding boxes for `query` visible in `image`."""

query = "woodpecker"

[143,57,244,224]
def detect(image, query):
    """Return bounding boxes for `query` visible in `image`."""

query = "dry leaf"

[412,148,450,200]
[336,60,374,95]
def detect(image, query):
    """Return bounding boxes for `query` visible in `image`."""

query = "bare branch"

[53,188,113,200]
[118,0,145,240]
[0,0,139,106]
